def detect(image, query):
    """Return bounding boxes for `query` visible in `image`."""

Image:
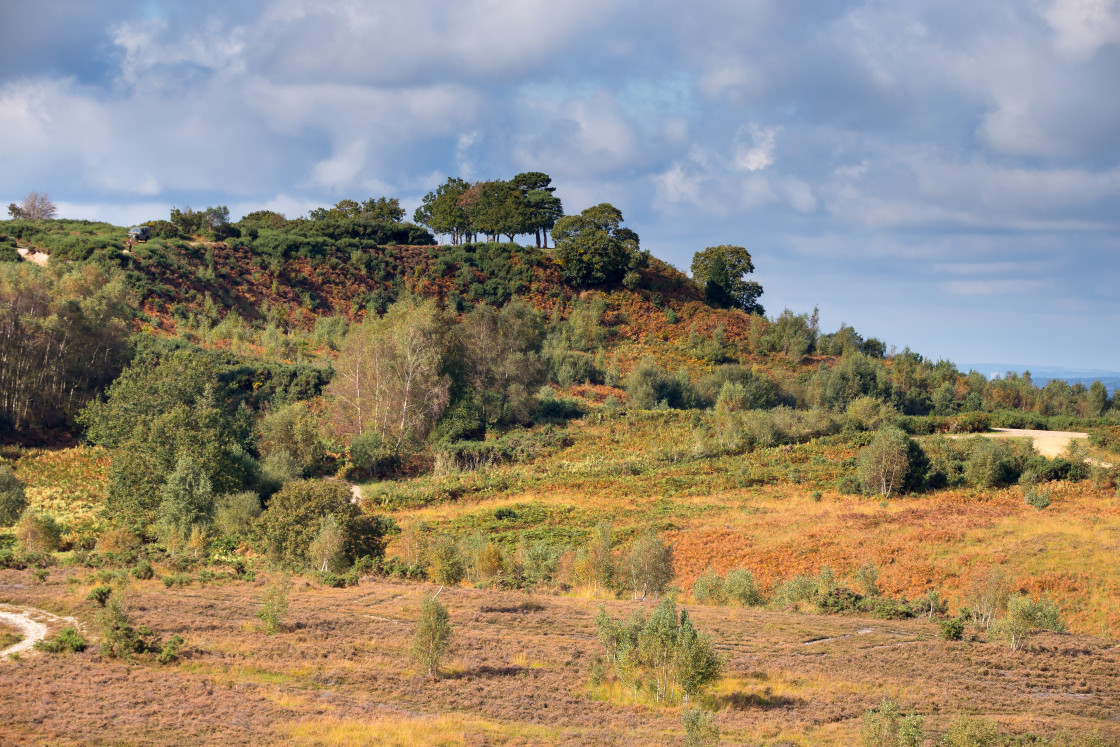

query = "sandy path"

[0,604,81,659]
[979,428,1089,458]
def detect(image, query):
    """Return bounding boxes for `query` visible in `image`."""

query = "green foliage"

[258,401,325,476]
[997,595,1065,651]
[856,562,880,597]
[412,595,452,677]
[572,522,615,593]
[347,432,399,481]
[0,465,27,526]
[0,263,131,436]
[552,203,647,287]
[34,627,88,654]
[858,425,923,497]
[1024,486,1052,509]
[692,568,725,605]
[308,514,347,573]
[156,634,184,665]
[255,479,387,569]
[691,245,763,314]
[939,716,999,747]
[723,569,764,606]
[15,508,62,554]
[963,437,1021,488]
[427,535,466,585]
[860,699,924,747]
[626,358,702,410]
[87,585,113,607]
[132,559,155,580]
[939,617,965,641]
[97,596,143,659]
[156,456,215,543]
[213,491,262,537]
[627,531,673,600]
[682,708,720,747]
[256,573,290,635]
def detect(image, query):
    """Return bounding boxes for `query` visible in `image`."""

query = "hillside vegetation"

[2,186,1119,745]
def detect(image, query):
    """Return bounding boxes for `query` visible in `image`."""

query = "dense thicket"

[0,263,131,435]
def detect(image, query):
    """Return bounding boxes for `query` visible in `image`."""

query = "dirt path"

[0,604,80,659]
[952,428,1087,458]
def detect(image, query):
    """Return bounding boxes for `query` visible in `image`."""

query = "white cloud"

[940,279,1047,296]
[1042,0,1120,62]
[653,162,701,205]
[733,125,778,172]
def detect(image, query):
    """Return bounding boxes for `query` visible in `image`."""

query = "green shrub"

[939,617,965,641]
[213,491,262,537]
[837,475,862,495]
[856,562,880,597]
[723,569,763,606]
[15,508,62,554]
[939,716,998,747]
[348,432,399,480]
[860,699,924,747]
[1024,487,1051,509]
[97,596,143,660]
[427,535,465,586]
[691,568,725,605]
[34,627,88,654]
[255,479,387,569]
[682,707,720,747]
[257,574,290,635]
[162,573,192,588]
[772,575,815,607]
[87,585,112,607]
[156,634,184,664]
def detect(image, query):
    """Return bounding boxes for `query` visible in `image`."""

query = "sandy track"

[981,428,1089,458]
[0,604,81,659]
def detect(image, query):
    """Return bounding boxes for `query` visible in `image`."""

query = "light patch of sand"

[0,604,82,659]
[16,247,49,266]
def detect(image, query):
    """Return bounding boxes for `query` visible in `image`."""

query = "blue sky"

[2,0,1118,370]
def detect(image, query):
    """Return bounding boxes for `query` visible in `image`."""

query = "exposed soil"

[0,603,80,658]
[980,428,1090,459]
[0,571,1117,745]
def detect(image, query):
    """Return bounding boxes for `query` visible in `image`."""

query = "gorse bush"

[682,708,720,747]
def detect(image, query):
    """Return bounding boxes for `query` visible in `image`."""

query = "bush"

[691,568,725,605]
[132,560,155,580]
[997,595,1065,651]
[15,509,62,555]
[964,438,1020,488]
[255,479,387,568]
[0,465,27,527]
[87,585,113,607]
[939,617,965,641]
[626,359,701,410]
[156,634,184,665]
[427,535,465,586]
[837,474,862,494]
[34,627,88,654]
[412,595,452,677]
[939,716,998,747]
[682,708,720,747]
[213,491,262,537]
[348,431,399,480]
[773,575,816,607]
[860,699,924,747]
[257,574,290,635]
[855,563,880,597]
[723,569,763,606]
[1024,486,1051,509]
[98,596,143,660]
[96,527,141,556]
[627,531,673,600]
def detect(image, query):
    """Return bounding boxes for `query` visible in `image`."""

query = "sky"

[2,0,1118,370]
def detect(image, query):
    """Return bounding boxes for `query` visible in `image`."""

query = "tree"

[860,700,925,747]
[255,479,387,568]
[361,196,405,223]
[203,205,232,240]
[573,522,615,593]
[551,203,647,287]
[457,299,545,426]
[857,425,917,497]
[510,172,563,248]
[11,191,58,220]
[690,245,763,314]
[414,178,472,245]
[628,531,673,600]
[156,455,215,543]
[308,515,347,572]
[322,296,451,452]
[412,595,452,677]
[460,180,526,242]
[15,508,62,554]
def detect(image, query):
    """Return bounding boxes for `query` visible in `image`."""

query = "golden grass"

[282,712,559,746]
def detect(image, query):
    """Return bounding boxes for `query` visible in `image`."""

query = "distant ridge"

[960,363,1120,394]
